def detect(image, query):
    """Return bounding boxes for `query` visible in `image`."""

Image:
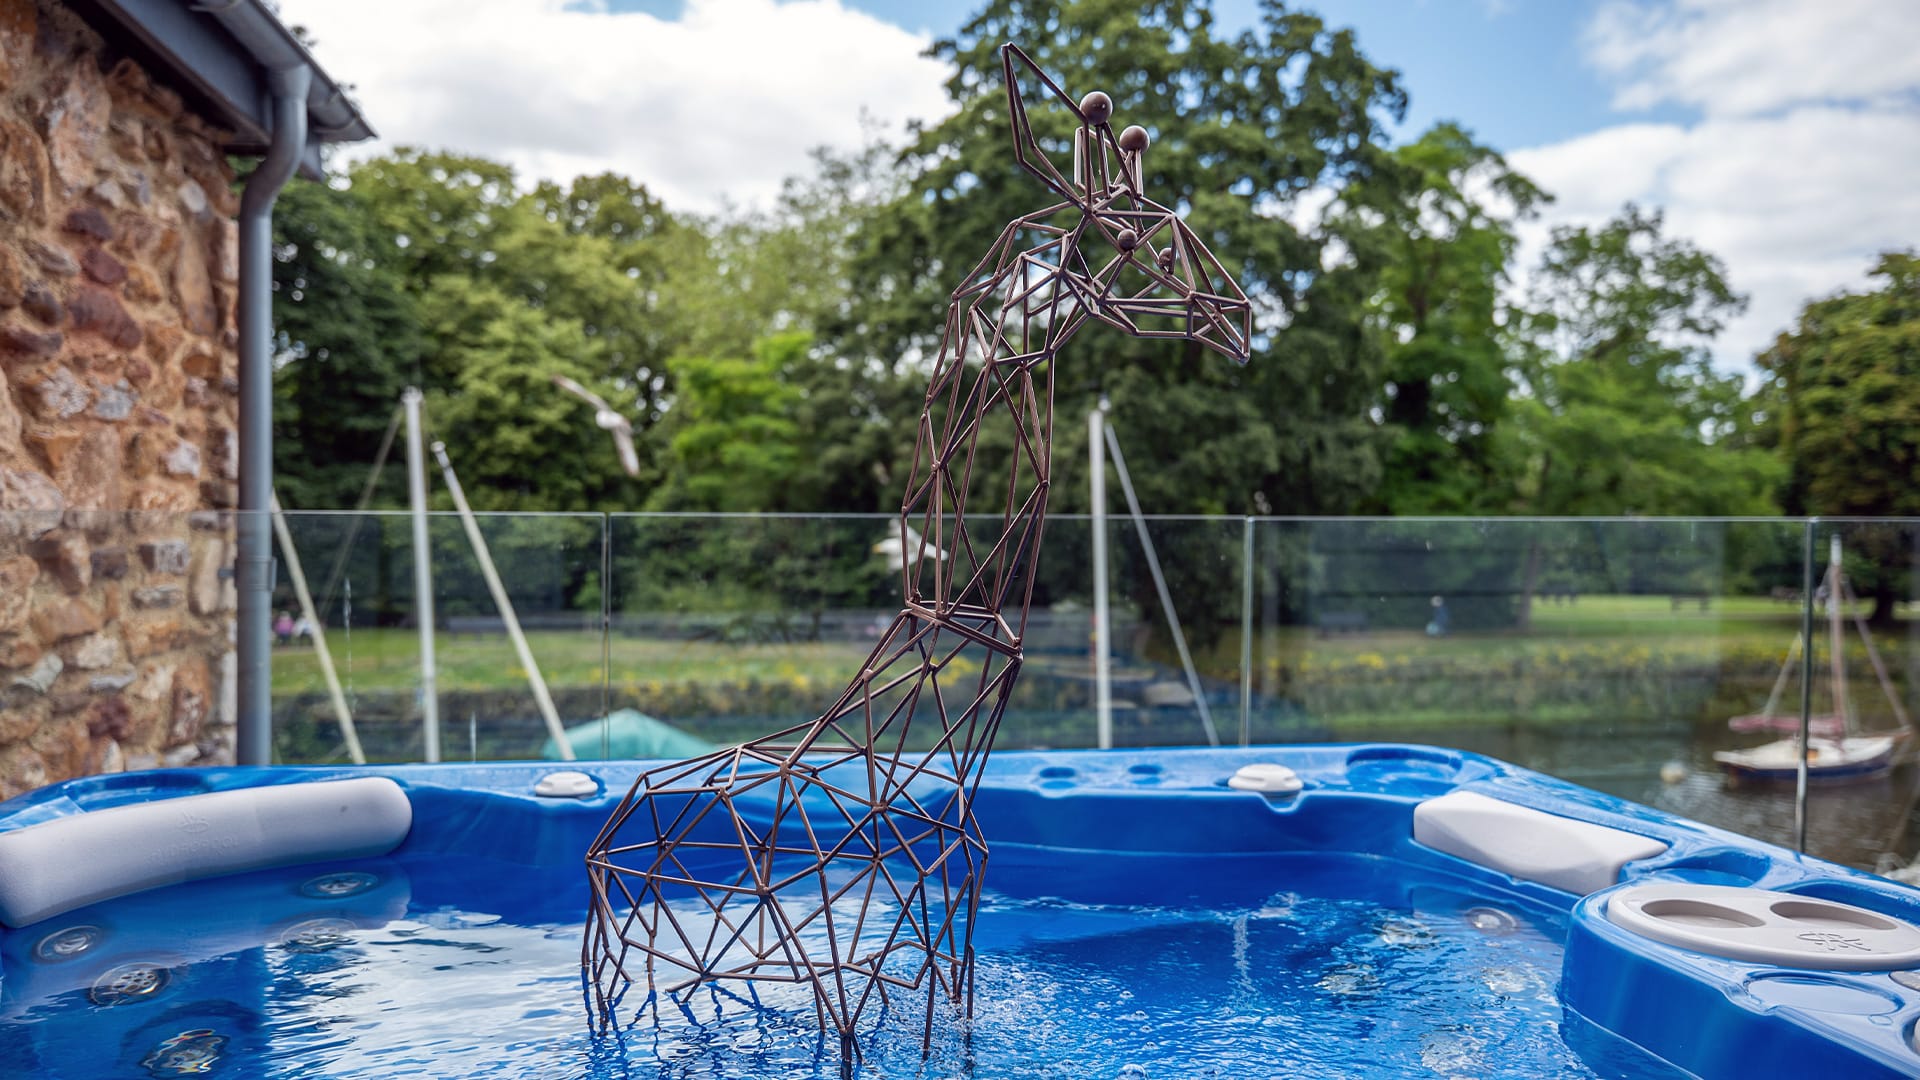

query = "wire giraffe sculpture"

[583,42,1253,1058]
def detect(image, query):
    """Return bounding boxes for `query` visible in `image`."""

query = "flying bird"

[552,374,640,478]
[872,523,949,573]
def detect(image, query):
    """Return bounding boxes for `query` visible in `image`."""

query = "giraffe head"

[1001,43,1254,364]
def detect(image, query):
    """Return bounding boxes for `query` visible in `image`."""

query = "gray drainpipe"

[235,65,312,767]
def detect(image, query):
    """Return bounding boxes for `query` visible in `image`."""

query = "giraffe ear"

[1002,43,1082,200]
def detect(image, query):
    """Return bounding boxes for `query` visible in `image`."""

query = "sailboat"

[1715,537,1914,783]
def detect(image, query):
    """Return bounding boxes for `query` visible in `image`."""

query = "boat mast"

[1828,535,1852,739]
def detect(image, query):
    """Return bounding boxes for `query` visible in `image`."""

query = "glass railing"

[9,510,1919,877]
[1251,518,1809,867]
[268,511,606,765]
[1805,519,1920,878]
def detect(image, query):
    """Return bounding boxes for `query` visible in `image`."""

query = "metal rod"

[1828,535,1851,736]
[1104,419,1219,747]
[1757,631,1804,721]
[235,64,312,768]
[1796,521,1817,852]
[315,405,403,617]
[403,387,440,763]
[431,440,574,761]
[269,493,363,764]
[1090,405,1112,750]
[601,514,613,760]
[1840,578,1912,732]
[1240,516,1253,747]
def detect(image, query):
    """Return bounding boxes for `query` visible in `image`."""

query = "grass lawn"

[270,629,868,696]
[271,594,1902,698]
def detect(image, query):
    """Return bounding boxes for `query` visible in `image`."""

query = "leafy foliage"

[1334,123,1547,514]
[1759,252,1920,620]
[272,152,680,511]
[838,0,1410,519]
[1761,252,1920,517]
[268,170,422,511]
[648,332,806,512]
[267,0,1801,586]
[1506,206,1779,517]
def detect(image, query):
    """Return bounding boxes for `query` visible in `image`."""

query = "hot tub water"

[5,747,1917,1078]
[2,856,1598,1079]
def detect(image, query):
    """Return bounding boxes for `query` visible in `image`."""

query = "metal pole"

[235,65,312,768]
[269,494,363,764]
[1841,577,1911,732]
[1090,405,1112,750]
[431,441,574,760]
[1795,520,1817,852]
[601,514,613,760]
[1828,535,1851,736]
[1104,420,1219,747]
[403,388,441,762]
[1240,516,1254,747]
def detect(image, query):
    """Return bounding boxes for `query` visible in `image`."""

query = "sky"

[276,0,1920,372]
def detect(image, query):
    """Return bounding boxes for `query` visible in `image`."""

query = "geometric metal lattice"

[583,42,1252,1058]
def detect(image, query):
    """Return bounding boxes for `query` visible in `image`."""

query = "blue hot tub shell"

[1,743,1917,1078]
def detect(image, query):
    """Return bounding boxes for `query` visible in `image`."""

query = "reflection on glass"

[1800,521,1920,876]
[272,512,603,766]
[217,510,1920,876]
[1249,519,1815,861]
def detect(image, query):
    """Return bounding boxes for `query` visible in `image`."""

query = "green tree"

[414,276,629,510]
[648,332,806,512]
[1332,123,1547,514]
[838,0,1408,521]
[1762,252,1920,517]
[1760,251,1920,620]
[1504,206,1779,626]
[529,172,683,425]
[268,171,423,511]
[270,152,674,510]
[1507,206,1777,517]
[641,139,920,518]
[672,140,908,362]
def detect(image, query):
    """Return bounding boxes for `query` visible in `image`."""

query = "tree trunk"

[1872,577,1900,626]
[1515,451,1553,633]
[1517,538,1543,633]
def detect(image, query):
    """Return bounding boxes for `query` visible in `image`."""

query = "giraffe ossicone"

[581,41,1254,1056]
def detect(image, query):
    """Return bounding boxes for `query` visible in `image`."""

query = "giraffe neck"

[897,242,1079,650]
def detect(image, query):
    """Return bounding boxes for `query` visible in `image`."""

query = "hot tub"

[2,745,1916,1078]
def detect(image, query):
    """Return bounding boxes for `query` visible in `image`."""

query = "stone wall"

[0,0,240,798]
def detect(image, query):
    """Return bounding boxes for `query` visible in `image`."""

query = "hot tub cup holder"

[1607,883,1920,971]
[1228,763,1302,794]
[533,771,599,798]
[1036,765,1077,790]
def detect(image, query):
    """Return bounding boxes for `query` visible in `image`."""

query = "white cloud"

[277,0,953,212]
[1586,0,1920,116]
[1510,0,1920,370]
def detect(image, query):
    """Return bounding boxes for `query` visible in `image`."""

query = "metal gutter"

[57,0,373,764]
[234,64,311,767]
[191,0,372,177]
[66,0,373,178]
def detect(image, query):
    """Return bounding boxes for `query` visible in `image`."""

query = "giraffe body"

[583,42,1251,1050]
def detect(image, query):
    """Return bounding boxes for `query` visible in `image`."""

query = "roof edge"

[66,0,374,179]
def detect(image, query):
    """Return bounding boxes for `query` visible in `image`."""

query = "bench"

[444,613,596,636]
[1314,610,1369,637]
